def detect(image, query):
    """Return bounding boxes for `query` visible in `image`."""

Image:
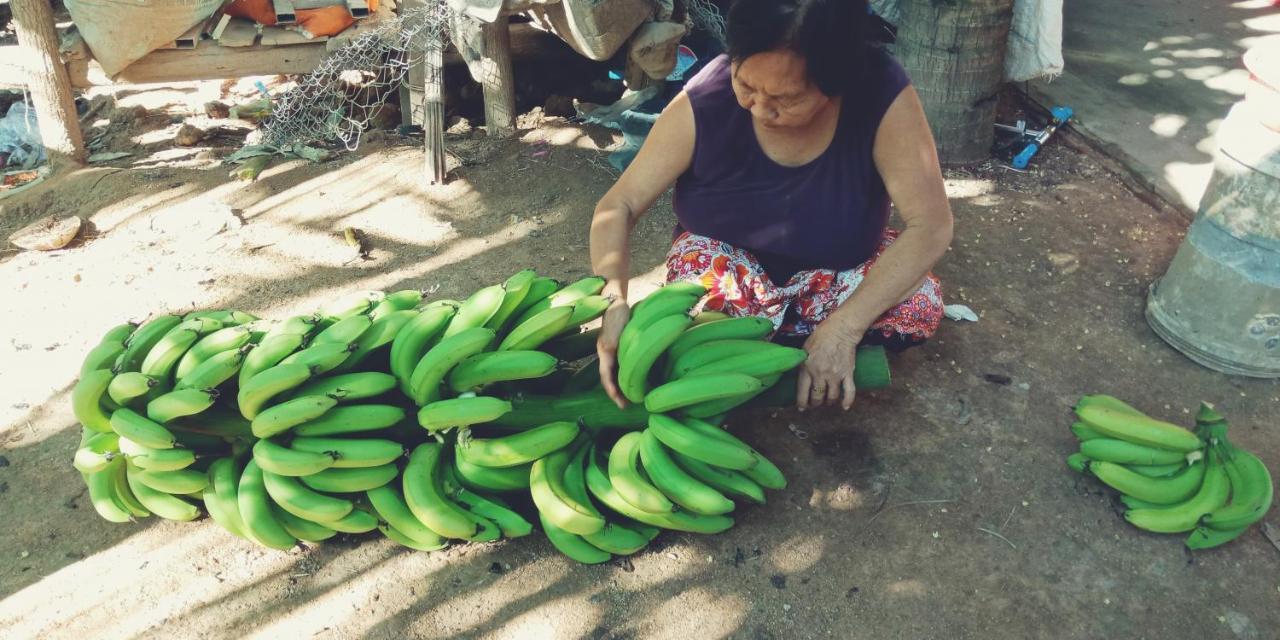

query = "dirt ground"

[0,80,1278,640]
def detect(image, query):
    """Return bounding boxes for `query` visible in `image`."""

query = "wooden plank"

[210,13,233,40]
[273,0,298,25]
[67,41,330,87]
[218,18,261,47]
[10,0,85,164]
[480,17,515,136]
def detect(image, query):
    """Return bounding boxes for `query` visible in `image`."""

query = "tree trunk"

[895,0,1014,166]
[11,0,86,165]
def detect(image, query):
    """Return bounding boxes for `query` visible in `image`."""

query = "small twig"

[977,526,1017,550]
[862,498,955,531]
[1000,505,1017,531]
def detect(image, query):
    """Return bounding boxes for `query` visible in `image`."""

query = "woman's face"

[730,49,831,129]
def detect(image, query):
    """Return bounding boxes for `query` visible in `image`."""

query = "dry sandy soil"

[0,81,1277,640]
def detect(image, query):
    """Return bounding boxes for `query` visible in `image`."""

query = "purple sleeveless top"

[673,49,910,284]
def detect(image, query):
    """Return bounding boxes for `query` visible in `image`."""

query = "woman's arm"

[590,91,697,406]
[799,86,954,410]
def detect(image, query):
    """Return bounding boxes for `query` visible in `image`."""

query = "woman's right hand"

[597,297,632,409]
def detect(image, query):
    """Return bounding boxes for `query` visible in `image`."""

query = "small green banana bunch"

[1066,395,1273,550]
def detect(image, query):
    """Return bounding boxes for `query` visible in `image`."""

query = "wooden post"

[422,26,447,184]
[480,17,515,137]
[11,0,86,165]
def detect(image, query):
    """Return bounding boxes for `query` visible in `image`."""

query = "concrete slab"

[1032,0,1278,214]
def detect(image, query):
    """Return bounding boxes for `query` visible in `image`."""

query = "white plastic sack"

[1005,0,1063,82]
[870,0,1063,82]
[0,103,45,168]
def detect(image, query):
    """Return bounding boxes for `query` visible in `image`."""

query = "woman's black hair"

[726,0,872,97]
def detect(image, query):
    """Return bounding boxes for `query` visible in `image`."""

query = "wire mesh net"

[257,2,453,151]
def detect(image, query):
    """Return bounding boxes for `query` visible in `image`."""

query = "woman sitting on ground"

[590,0,953,412]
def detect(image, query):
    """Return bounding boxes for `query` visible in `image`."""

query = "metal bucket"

[1146,102,1280,377]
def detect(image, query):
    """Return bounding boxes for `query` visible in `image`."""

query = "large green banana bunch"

[69,272,885,561]
[1066,396,1272,550]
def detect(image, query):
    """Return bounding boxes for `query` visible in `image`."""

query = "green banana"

[237,460,299,550]
[1076,405,1202,453]
[540,513,612,564]
[679,372,780,418]
[1079,439,1192,466]
[317,290,381,323]
[1066,452,1090,474]
[203,458,248,539]
[647,414,758,470]
[72,369,116,433]
[119,437,196,471]
[184,310,257,325]
[638,429,734,515]
[457,420,578,468]
[125,463,200,521]
[114,315,183,372]
[669,339,775,379]
[300,464,399,493]
[261,314,320,342]
[253,437,337,476]
[291,371,397,402]
[511,277,561,318]
[262,468,353,522]
[618,313,693,403]
[176,347,247,390]
[109,458,152,518]
[176,326,252,379]
[560,444,656,554]
[271,504,338,543]
[489,388,650,430]
[564,295,611,329]
[84,459,135,522]
[1125,449,1230,533]
[145,388,217,424]
[416,396,512,434]
[453,450,531,492]
[336,310,418,372]
[542,327,601,362]
[1090,460,1206,505]
[1185,525,1248,550]
[1071,421,1105,442]
[280,341,355,374]
[73,430,120,473]
[170,408,253,439]
[238,362,314,420]
[325,507,381,534]
[371,289,424,319]
[408,327,496,404]
[99,321,140,346]
[665,316,774,371]
[443,470,533,538]
[238,333,305,387]
[1125,462,1186,478]
[618,293,699,363]
[251,395,338,438]
[444,284,507,338]
[447,350,560,393]
[314,314,373,347]
[497,306,575,351]
[139,328,199,379]
[81,340,126,377]
[645,374,764,414]
[133,467,208,494]
[682,345,808,380]
[511,276,605,328]
[390,303,458,395]
[585,445,734,534]
[671,451,767,504]
[1075,394,1146,417]
[403,443,483,539]
[1201,445,1273,531]
[608,432,674,513]
[111,408,177,449]
[367,485,449,549]
[292,404,407,436]
[379,523,449,551]
[108,372,158,406]
[484,269,538,332]
[291,437,404,468]
[529,441,606,536]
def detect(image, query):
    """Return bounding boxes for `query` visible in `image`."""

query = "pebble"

[783,604,791,612]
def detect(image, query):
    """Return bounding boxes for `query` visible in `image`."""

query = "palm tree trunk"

[895,0,1014,165]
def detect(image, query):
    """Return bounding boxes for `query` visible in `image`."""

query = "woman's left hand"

[797,321,862,411]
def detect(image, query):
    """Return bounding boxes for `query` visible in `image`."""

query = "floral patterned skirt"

[664,230,944,346]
